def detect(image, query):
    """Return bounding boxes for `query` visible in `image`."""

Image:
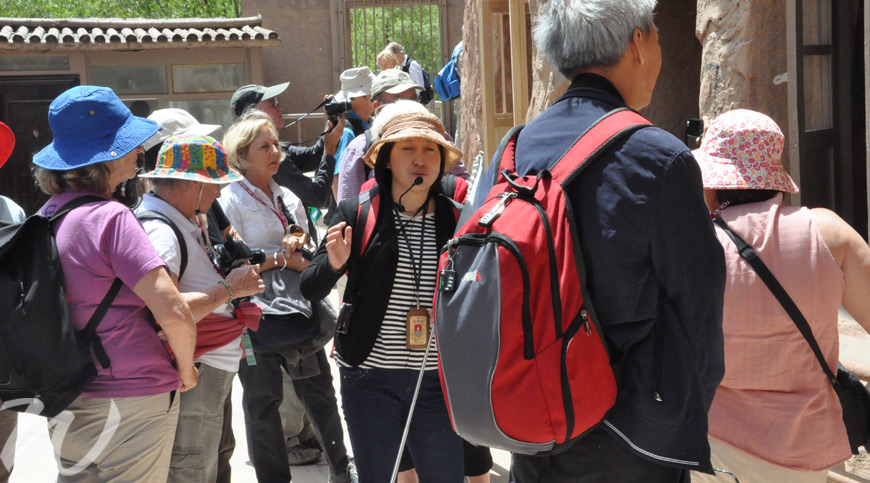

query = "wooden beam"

[786,0,804,205]
[478,0,497,164]
[508,0,529,125]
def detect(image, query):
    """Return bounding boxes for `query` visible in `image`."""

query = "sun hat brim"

[139,166,243,185]
[364,126,463,172]
[34,115,160,170]
[693,149,799,193]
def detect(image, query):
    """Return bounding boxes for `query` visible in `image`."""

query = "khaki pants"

[49,392,179,483]
[168,365,235,483]
[691,439,828,483]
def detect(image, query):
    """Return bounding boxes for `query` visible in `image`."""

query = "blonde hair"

[33,163,112,195]
[222,110,276,173]
[377,49,400,70]
[385,42,405,57]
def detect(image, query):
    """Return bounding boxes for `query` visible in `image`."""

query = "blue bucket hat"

[33,86,160,170]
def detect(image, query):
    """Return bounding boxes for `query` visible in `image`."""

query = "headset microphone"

[397,176,425,213]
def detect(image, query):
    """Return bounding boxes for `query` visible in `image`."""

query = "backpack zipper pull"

[580,309,591,336]
[478,192,517,228]
[16,282,26,314]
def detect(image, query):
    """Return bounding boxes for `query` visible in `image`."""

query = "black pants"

[510,427,690,483]
[238,348,349,482]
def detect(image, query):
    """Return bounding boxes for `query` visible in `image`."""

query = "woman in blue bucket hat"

[32,85,198,482]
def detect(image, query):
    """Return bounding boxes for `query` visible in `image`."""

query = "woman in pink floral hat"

[692,109,870,483]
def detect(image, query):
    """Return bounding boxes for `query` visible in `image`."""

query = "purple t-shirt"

[42,192,180,398]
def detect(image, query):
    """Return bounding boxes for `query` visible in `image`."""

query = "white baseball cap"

[142,108,221,151]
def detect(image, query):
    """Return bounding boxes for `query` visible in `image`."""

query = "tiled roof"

[0,16,279,51]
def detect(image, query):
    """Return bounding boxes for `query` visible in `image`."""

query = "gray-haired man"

[476,1,726,481]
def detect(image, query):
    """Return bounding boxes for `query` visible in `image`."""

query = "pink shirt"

[42,192,179,398]
[708,194,851,470]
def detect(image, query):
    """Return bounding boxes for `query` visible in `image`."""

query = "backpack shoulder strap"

[49,195,109,222]
[401,56,411,73]
[493,125,526,184]
[354,185,381,258]
[45,195,122,370]
[81,278,123,370]
[439,175,465,220]
[136,210,189,280]
[548,108,652,185]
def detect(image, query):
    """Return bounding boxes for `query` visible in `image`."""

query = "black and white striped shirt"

[339,211,440,370]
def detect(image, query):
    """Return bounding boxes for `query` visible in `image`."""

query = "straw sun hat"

[363,111,462,171]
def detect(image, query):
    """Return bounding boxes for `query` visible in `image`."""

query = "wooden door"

[0,75,79,215]
[787,0,865,235]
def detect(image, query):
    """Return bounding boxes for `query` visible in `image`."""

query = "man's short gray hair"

[533,0,657,77]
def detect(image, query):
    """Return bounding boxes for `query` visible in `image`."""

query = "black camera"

[213,235,266,274]
[324,97,352,125]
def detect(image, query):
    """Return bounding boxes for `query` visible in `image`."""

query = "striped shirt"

[338,211,440,370]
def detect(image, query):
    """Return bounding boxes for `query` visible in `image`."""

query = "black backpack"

[401,56,434,105]
[0,196,121,417]
[136,210,188,280]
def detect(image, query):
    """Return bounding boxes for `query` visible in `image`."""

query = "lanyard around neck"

[393,202,429,307]
[239,180,288,230]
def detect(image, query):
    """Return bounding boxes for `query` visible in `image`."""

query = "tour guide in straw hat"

[31,85,197,482]
[301,111,467,482]
[137,134,265,482]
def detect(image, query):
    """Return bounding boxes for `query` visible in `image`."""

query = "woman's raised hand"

[326,222,353,272]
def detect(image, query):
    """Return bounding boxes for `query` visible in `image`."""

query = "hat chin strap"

[194,183,205,216]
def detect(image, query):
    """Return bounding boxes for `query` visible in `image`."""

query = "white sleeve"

[141,220,183,277]
[409,60,425,87]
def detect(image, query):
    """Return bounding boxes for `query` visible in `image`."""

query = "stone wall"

[696,0,790,170]
[464,0,701,174]
[459,0,483,168]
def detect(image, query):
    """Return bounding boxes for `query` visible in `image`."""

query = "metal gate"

[341,0,447,75]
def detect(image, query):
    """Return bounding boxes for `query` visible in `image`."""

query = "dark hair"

[716,189,779,207]
[372,142,446,197]
[144,144,161,172]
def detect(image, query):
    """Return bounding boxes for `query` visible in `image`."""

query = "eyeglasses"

[266,97,280,108]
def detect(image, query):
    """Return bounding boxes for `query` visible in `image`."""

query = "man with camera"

[137,135,266,483]
[474,1,725,481]
[231,82,344,210]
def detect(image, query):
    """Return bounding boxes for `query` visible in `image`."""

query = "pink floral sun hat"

[693,109,799,193]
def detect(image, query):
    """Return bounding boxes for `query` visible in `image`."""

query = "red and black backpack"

[433,108,651,454]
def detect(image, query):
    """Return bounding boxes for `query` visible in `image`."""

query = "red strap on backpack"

[496,108,652,187]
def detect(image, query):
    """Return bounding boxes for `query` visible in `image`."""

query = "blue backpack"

[434,42,463,101]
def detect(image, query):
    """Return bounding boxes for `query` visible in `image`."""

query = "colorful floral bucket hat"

[139,134,242,184]
[693,109,799,193]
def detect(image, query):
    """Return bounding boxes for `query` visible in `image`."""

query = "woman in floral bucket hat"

[693,110,870,483]
[31,85,198,482]
[137,135,265,483]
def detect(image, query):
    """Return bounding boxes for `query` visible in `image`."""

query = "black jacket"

[274,138,335,209]
[476,75,726,473]
[300,183,459,366]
